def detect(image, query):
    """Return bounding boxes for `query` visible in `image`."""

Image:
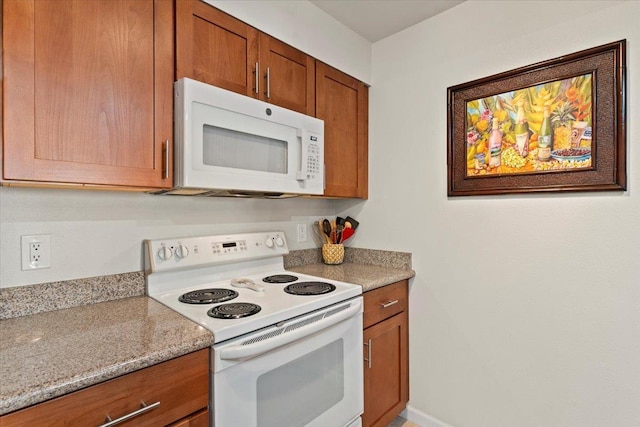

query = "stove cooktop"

[148,269,361,343]
[144,232,362,343]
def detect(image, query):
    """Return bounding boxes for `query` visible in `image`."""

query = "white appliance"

[160,78,324,197]
[145,231,363,427]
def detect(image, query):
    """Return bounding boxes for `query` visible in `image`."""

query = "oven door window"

[257,339,344,427]
[202,125,288,174]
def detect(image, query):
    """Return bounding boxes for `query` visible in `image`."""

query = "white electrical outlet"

[21,234,51,270]
[297,224,308,243]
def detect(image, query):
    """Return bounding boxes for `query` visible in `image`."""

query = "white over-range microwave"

[156,78,324,197]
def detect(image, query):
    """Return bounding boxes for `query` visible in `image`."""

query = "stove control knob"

[265,238,274,248]
[157,246,173,261]
[275,236,285,247]
[175,244,189,259]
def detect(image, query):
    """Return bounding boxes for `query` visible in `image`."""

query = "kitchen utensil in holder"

[322,243,344,265]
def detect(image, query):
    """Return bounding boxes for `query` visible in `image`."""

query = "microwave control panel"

[298,131,323,183]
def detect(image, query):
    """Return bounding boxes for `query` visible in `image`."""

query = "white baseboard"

[401,405,454,427]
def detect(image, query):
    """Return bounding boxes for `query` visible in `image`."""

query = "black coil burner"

[263,274,299,284]
[179,289,238,304]
[208,302,262,319]
[284,281,336,296]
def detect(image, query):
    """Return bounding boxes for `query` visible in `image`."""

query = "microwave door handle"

[265,67,271,99]
[296,128,308,182]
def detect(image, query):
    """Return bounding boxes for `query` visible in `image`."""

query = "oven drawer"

[363,280,408,329]
[0,349,209,427]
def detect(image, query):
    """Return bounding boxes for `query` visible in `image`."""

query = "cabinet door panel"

[259,34,315,115]
[176,0,258,96]
[363,312,409,427]
[2,0,174,188]
[316,62,368,198]
[35,1,153,168]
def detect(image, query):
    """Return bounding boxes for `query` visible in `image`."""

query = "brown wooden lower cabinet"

[0,349,210,427]
[362,280,409,427]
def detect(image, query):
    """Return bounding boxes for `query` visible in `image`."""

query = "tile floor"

[388,416,421,427]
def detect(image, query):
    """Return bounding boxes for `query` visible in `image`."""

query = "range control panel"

[145,231,288,272]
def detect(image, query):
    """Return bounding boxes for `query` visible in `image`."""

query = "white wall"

[0,187,350,288]
[355,1,639,426]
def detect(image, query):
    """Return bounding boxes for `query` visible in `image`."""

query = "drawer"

[363,280,408,329]
[168,408,210,427]
[0,349,209,427]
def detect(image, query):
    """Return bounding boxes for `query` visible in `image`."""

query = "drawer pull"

[363,339,372,369]
[99,401,160,427]
[380,299,399,308]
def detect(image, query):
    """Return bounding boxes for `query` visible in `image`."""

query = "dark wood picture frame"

[447,40,626,197]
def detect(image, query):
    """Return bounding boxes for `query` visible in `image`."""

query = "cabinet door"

[363,312,409,427]
[258,33,315,115]
[2,0,174,188]
[176,0,258,97]
[316,62,368,198]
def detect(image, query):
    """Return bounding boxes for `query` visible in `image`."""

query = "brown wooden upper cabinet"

[316,62,369,198]
[3,0,367,196]
[2,0,174,189]
[176,0,315,116]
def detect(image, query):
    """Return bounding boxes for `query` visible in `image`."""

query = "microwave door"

[185,102,302,193]
[175,78,324,195]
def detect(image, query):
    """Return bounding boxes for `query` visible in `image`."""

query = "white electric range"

[144,231,364,427]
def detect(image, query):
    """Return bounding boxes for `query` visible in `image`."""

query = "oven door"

[212,297,363,427]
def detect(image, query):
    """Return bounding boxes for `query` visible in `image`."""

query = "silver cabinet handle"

[99,401,160,427]
[162,140,169,180]
[381,299,399,308]
[265,66,270,98]
[254,62,259,94]
[363,339,372,369]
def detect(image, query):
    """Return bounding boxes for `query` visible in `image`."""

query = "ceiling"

[309,0,465,42]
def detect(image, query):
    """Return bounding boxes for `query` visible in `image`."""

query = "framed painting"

[447,40,626,196]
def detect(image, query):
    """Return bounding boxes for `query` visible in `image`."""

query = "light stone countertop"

[0,296,214,415]
[287,262,415,291]
[285,247,415,291]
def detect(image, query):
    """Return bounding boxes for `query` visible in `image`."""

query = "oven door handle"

[218,299,362,360]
